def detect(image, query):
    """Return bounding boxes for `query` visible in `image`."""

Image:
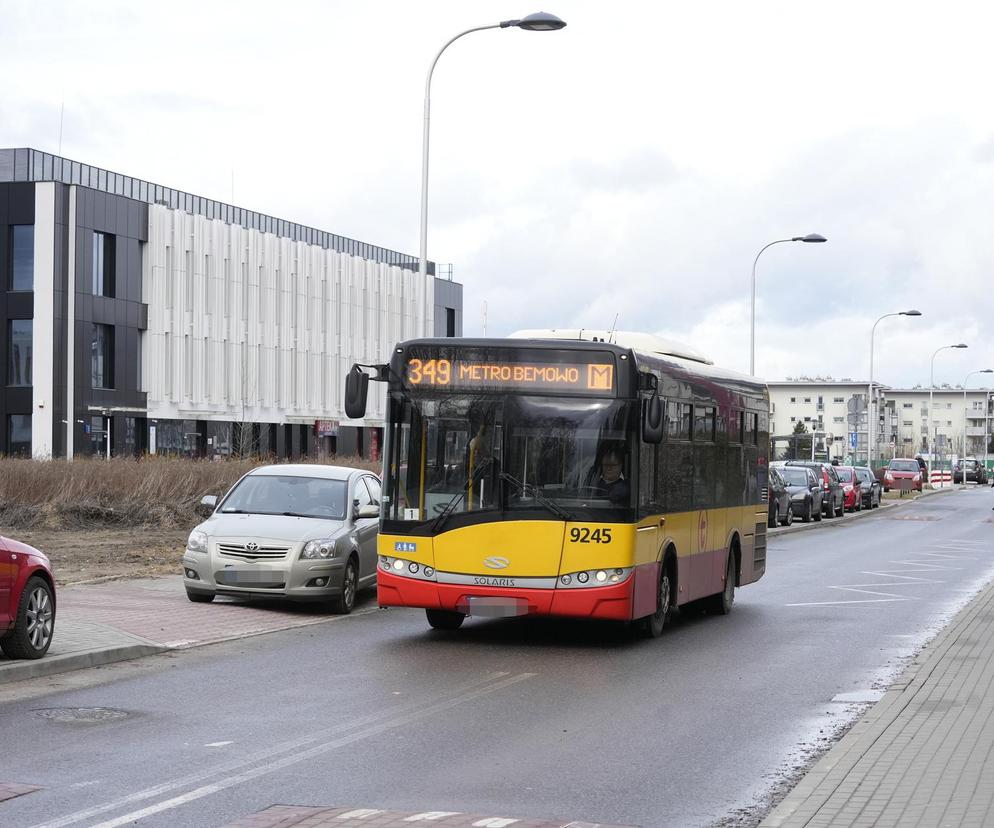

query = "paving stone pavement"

[762,576,994,828]
[224,805,630,828]
[0,575,368,683]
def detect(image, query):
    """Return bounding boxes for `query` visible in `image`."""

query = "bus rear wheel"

[426,609,465,630]
[640,567,672,639]
[706,551,736,615]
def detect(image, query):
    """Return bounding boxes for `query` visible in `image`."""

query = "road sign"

[849,432,858,449]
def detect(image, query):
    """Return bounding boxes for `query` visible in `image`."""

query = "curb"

[0,642,166,684]
[770,485,954,538]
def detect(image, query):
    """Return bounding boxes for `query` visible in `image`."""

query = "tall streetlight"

[418,12,567,335]
[961,368,993,483]
[750,233,827,375]
[868,310,922,466]
[929,343,968,466]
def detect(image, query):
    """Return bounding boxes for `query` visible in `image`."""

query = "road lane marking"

[338,810,387,819]
[30,671,520,828]
[204,741,233,747]
[473,819,521,827]
[786,598,908,606]
[404,813,462,822]
[72,673,537,828]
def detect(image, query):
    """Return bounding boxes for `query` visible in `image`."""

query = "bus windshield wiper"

[499,471,573,521]
[429,456,496,533]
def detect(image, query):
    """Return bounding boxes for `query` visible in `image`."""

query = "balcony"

[966,426,989,437]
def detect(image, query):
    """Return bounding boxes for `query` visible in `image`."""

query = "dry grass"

[0,455,379,531]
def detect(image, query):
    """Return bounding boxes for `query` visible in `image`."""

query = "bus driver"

[592,445,629,503]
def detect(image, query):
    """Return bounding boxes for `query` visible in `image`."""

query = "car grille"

[216,542,291,561]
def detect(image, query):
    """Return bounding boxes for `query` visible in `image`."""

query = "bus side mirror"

[345,365,369,419]
[642,394,664,444]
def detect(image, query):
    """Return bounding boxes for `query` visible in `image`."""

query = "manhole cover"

[33,707,131,724]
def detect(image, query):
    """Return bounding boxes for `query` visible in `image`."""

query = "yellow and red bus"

[344,330,770,637]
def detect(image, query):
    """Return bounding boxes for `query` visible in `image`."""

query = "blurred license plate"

[459,596,531,617]
[221,568,277,585]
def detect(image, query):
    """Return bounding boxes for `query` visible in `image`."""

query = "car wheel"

[185,589,215,603]
[0,576,55,660]
[825,497,836,519]
[802,500,812,523]
[330,557,359,614]
[813,503,822,521]
[780,504,793,527]
[426,609,465,630]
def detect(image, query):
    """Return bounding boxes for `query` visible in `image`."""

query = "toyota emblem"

[246,541,259,552]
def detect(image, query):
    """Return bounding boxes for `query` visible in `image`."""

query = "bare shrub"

[0,455,379,530]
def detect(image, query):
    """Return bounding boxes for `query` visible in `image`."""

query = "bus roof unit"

[509,329,714,366]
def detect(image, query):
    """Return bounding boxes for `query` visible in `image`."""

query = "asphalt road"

[3,487,994,828]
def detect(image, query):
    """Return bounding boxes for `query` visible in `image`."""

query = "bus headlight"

[577,571,589,584]
[595,570,608,582]
[379,556,436,581]
[558,568,633,588]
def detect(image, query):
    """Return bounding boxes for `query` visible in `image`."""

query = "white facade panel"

[142,205,433,427]
[31,182,56,458]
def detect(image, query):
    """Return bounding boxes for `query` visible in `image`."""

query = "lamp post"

[961,368,993,485]
[868,310,922,467]
[750,233,827,375]
[929,344,968,475]
[417,12,566,336]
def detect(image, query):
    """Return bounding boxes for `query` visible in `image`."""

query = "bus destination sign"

[405,358,615,395]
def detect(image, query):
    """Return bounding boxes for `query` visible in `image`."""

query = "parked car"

[778,465,824,522]
[767,466,793,527]
[883,458,924,492]
[1,535,56,659]
[834,466,863,512]
[785,460,845,518]
[854,466,882,509]
[953,458,987,484]
[182,464,381,613]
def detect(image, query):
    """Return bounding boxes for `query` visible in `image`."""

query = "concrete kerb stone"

[760,574,994,827]
[0,642,166,684]
[770,485,955,538]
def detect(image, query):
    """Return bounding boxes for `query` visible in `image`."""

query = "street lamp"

[417,12,567,336]
[868,310,922,466]
[750,233,827,375]
[961,368,993,484]
[929,343,968,469]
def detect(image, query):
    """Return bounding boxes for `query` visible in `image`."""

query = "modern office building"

[1,147,462,459]
[769,380,994,463]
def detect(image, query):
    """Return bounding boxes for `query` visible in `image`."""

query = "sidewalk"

[0,575,361,684]
[762,574,994,827]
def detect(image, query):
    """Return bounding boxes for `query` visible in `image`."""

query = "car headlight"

[301,539,339,559]
[187,530,208,553]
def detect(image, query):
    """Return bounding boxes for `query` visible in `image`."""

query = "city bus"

[344,330,770,637]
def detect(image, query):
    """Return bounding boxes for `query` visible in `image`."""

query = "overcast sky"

[3,0,994,388]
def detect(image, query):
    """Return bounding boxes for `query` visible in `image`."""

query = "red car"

[835,466,863,512]
[884,458,924,492]
[1,535,56,659]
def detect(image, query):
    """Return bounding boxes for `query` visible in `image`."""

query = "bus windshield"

[383,393,636,527]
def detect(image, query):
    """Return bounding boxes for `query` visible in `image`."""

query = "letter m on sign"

[587,364,614,391]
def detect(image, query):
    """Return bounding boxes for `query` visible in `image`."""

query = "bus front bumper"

[377,569,635,621]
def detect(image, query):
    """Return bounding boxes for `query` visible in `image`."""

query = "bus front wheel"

[640,567,672,639]
[426,609,465,630]
[707,551,736,615]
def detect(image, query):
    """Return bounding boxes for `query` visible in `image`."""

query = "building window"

[7,320,32,386]
[789,397,796,403]
[903,403,913,409]
[903,420,913,427]
[445,307,456,337]
[91,324,115,389]
[7,414,31,455]
[833,416,844,424]
[92,232,115,297]
[10,225,34,291]
[833,397,844,404]
[803,397,811,403]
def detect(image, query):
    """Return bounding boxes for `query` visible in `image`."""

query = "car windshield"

[383,392,636,526]
[782,469,810,486]
[219,475,348,520]
[890,460,919,472]
[855,468,873,482]
[836,469,853,483]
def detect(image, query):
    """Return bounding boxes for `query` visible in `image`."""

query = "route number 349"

[570,527,612,544]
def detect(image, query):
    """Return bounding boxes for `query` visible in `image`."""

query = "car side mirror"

[357,504,380,519]
[198,495,218,516]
